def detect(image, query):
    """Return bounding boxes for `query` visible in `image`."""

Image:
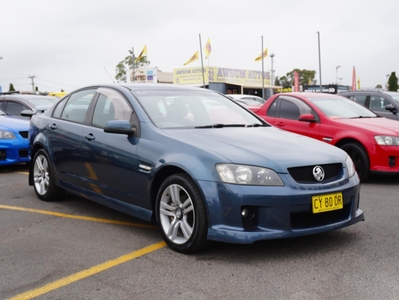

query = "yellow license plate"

[312,192,343,214]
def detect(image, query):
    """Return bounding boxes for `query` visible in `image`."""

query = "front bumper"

[199,174,364,244]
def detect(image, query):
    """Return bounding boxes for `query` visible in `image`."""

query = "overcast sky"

[1,0,398,92]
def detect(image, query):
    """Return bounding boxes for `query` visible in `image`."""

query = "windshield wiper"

[349,116,375,119]
[194,124,244,129]
[195,123,264,129]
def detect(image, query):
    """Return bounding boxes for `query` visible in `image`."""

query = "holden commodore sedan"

[0,108,30,165]
[27,84,364,253]
[247,92,399,181]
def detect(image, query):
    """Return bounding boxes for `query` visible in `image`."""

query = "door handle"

[84,133,95,141]
[275,122,285,127]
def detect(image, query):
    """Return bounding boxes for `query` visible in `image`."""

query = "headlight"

[0,130,16,139]
[345,155,356,178]
[216,164,284,186]
[375,135,399,146]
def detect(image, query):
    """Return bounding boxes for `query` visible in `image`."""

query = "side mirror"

[20,109,35,118]
[385,104,397,114]
[298,114,316,122]
[104,120,136,136]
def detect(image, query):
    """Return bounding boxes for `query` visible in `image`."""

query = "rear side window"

[351,95,367,106]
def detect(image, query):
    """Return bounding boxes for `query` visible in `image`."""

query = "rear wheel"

[155,173,210,253]
[32,149,65,201]
[340,142,370,181]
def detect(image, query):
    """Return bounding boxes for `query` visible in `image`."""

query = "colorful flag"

[135,45,147,62]
[183,51,199,66]
[204,38,211,59]
[352,66,356,91]
[255,48,268,61]
[294,71,300,92]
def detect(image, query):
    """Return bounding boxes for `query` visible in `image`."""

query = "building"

[174,66,281,99]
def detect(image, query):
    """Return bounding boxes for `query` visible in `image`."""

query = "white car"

[225,94,265,105]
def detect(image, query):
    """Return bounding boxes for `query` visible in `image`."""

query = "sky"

[1,0,398,93]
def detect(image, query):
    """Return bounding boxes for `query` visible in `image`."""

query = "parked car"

[340,90,399,120]
[247,92,399,181]
[225,94,266,105]
[0,93,58,119]
[28,84,364,253]
[0,108,30,165]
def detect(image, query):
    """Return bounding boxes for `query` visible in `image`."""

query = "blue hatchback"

[0,108,30,165]
[28,84,364,253]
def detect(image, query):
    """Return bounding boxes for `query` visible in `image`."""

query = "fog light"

[241,206,257,228]
[389,156,395,167]
[242,207,256,220]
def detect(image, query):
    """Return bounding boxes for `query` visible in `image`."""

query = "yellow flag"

[184,51,199,66]
[255,48,268,61]
[135,45,147,62]
[357,77,361,89]
[204,38,211,59]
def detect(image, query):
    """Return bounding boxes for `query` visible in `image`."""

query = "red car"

[247,92,399,181]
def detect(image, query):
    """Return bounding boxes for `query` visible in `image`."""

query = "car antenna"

[104,67,115,83]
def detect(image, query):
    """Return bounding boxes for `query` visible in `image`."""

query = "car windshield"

[133,89,265,128]
[308,95,377,118]
[385,92,399,104]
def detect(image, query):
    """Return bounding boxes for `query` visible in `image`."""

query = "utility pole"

[28,75,36,92]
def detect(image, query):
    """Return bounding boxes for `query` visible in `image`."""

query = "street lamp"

[270,53,275,86]
[336,65,341,84]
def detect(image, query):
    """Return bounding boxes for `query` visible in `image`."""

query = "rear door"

[47,88,97,186]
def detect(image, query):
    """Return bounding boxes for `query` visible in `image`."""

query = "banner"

[135,45,147,62]
[204,38,211,59]
[294,71,299,92]
[352,66,356,91]
[255,48,268,61]
[183,51,199,66]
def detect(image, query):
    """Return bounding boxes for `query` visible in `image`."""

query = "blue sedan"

[0,108,30,165]
[28,84,364,253]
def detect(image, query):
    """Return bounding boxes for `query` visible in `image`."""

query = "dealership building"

[128,66,281,99]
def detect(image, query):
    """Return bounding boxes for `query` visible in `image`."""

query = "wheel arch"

[150,166,206,223]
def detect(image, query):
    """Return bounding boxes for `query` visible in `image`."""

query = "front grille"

[19,131,29,139]
[288,163,342,183]
[291,203,351,229]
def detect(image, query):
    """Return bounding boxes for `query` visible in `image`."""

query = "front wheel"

[340,142,370,181]
[155,173,210,254]
[32,149,65,201]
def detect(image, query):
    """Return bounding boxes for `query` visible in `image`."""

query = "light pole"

[336,65,341,84]
[270,53,275,86]
[317,32,322,92]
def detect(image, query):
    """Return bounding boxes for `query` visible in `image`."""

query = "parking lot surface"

[1,164,398,300]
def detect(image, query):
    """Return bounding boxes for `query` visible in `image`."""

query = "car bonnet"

[163,126,347,174]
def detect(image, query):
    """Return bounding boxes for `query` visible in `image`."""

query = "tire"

[340,142,370,181]
[32,149,65,201]
[155,173,210,254]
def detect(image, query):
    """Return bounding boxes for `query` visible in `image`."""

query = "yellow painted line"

[0,205,157,229]
[8,241,166,300]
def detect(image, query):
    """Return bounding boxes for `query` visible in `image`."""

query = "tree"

[115,50,151,83]
[35,86,39,92]
[9,83,15,92]
[278,69,317,88]
[388,72,398,91]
